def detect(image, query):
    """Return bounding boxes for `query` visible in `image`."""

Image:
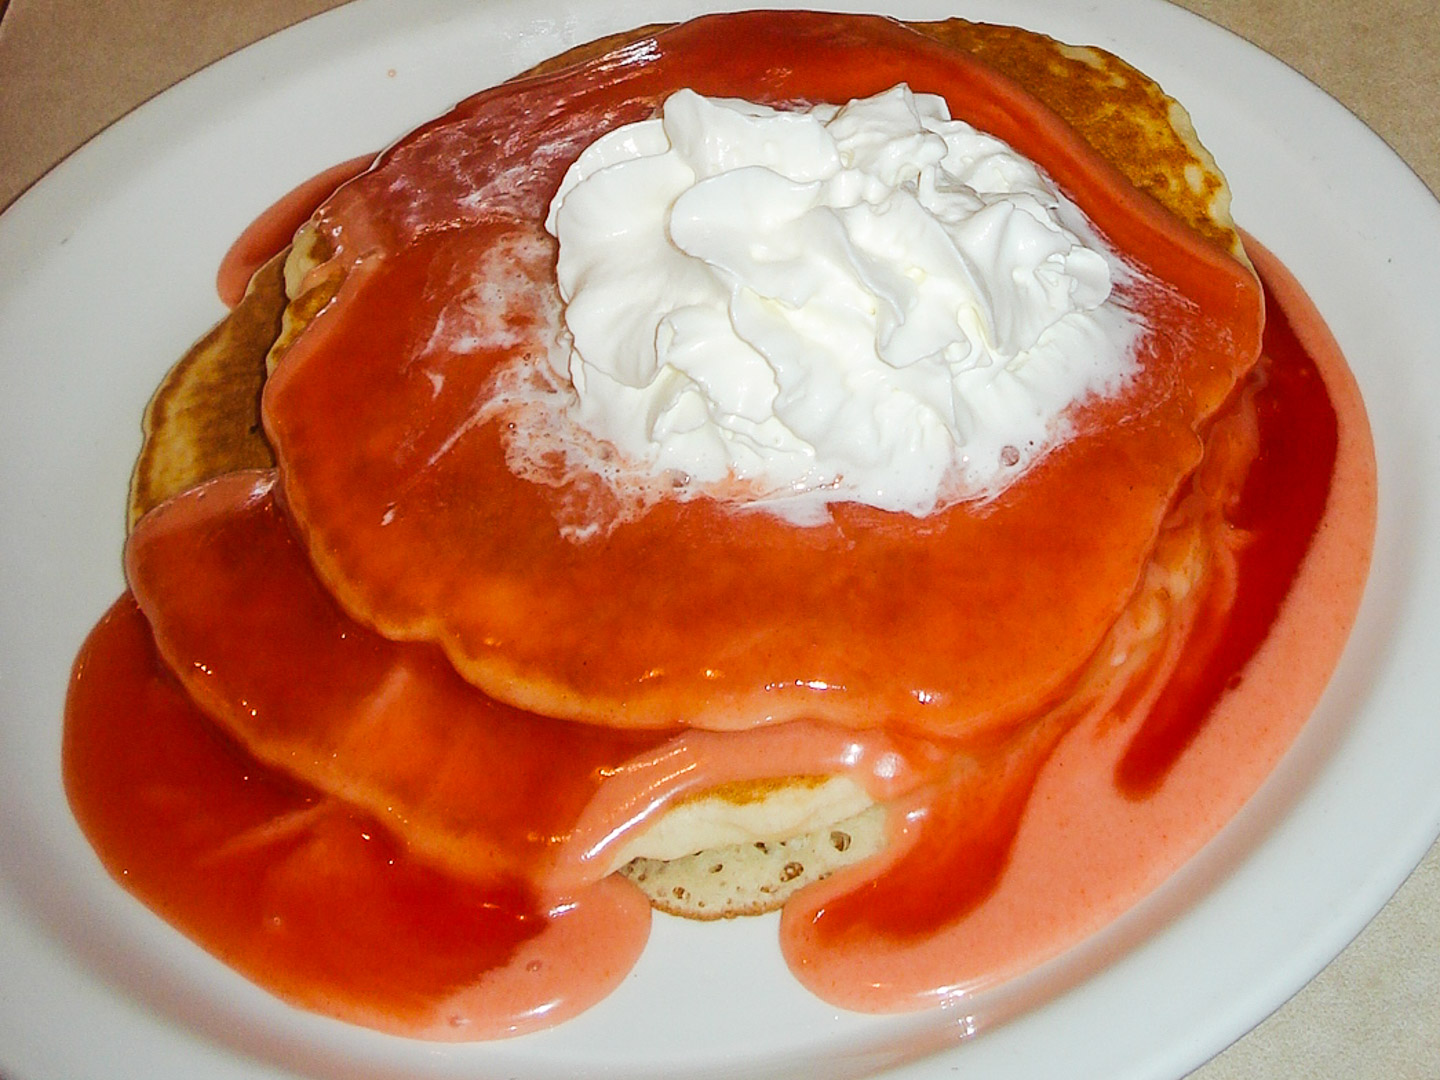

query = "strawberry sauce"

[215,154,372,308]
[63,240,1374,1031]
[61,12,1375,1040]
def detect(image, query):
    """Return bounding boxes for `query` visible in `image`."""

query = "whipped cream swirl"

[543,84,1140,520]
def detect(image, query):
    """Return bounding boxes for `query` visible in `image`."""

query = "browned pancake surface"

[128,251,285,526]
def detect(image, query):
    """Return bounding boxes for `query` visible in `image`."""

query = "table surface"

[1,1,1436,1078]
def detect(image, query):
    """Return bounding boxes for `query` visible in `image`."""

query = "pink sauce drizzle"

[779,237,1375,1014]
[215,154,373,308]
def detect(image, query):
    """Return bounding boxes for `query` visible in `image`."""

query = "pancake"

[620,804,889,919]
[124,14,1259,919]
[266,13,1259,743]
[127,250,284,527]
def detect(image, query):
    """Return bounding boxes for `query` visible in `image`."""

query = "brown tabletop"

[1,1,1436,1077]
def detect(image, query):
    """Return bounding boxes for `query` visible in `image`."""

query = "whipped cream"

[542,84,1140,520]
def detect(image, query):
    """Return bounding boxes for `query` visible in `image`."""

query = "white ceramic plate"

[1,1,1437,1077]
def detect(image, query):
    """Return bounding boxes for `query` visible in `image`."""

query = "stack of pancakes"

[125,14,1257,920]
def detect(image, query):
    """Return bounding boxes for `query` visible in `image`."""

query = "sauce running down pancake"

[67,10,1375,1042]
